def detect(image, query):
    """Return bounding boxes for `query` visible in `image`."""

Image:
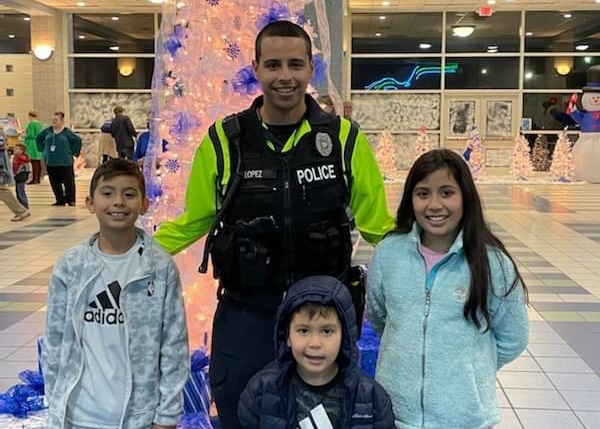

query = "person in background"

[12,143,32,209]
[100,120,118,164]
[316,95,336,115]
[36,111,82,206]
[368,149,529,429]
[133,119,169,168]
[111,106,137,160]
[24,110,43,184]
[0,127,30,221]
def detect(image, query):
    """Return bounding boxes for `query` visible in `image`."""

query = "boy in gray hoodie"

[43,158,189,429]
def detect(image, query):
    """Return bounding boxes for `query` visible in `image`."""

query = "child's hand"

[151,424,175,429]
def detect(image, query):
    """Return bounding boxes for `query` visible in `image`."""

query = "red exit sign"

[478,6,493,16]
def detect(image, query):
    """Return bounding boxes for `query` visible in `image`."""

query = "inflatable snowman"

[570,65,600,182]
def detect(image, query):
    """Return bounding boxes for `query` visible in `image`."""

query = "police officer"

[154,20,395,429]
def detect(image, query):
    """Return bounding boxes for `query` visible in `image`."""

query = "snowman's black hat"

[583,65,600,92]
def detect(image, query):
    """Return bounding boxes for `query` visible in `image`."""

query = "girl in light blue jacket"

[368,149,529,429]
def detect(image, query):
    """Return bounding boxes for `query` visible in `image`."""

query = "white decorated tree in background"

[414,125,431,162]
[532,134,551,171]
[375,128,398,180]
[463,125,485,180]
[550,128,575,182]
[510,133,533,180]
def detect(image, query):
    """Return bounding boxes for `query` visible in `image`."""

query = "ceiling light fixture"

[525,71,533,79]
[452,25,475,38]
[77,1,86,6]
[379,15,386,20]
[32,45,53,61]
[575,44,589,51]
[585,56,592,63]
[111,16,119,21]
[382,1,390,5]
[526,32,533,36]
[563,13,572,18]
[419,43,432,49]
[481,69,488,75]
[176,1,186,7]
[375,32,382,37]
[487,0,496,4]
[23,17,31,21]
[110,45,120,51]
[78,35,86,39]
[148,0,163,3]
[8,34,15,39]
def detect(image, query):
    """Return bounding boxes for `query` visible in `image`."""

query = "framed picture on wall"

[448,100,476,138]
[486,100,512,138]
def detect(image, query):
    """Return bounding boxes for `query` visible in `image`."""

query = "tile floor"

[1,174,600,429]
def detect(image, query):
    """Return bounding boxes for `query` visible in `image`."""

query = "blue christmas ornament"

[169,111,201,138]
[295,12,307,27]
[232,65,259,96]
[257,2,291,30]
[165,158,181,174]
[147,182,164,200]
[225,42,241,60]
[174,81,184,97]
[310,53,327,86]
[165,24,186,57]
[190,349,210,371]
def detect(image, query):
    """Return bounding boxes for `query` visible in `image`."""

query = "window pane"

[523,56,600,89]
[445,57,519,89]
[352,13,442,53]
[351,58,442,90]
[446,12,520,53]
[525,11,600,52]
[70,57,154,89]
[0,14,31,54]
[523,93,580,131]
[72,14,154,53]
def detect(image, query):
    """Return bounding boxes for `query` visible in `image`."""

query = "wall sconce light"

[32,45,54,61]
[452,25,475,38]
[554,57,573,76]
[118,57,136,77]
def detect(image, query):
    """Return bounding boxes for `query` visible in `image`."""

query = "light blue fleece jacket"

[367,223,528,429]
[42,228,190,429]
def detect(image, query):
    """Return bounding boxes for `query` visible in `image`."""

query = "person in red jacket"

[12,143,32,209]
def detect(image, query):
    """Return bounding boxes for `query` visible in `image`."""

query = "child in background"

[12,143,32,209]
[0,128,30,221]
[368,149,529,429]
[43,158,189,429]
[238,275,395,429]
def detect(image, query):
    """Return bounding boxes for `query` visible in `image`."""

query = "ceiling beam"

[0,0,55,16]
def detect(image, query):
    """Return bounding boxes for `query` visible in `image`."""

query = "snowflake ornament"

[225,42,241,60]
[206,0,219,6]
[165,158,181,174]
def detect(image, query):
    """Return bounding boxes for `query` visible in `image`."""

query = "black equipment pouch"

[346,265,366,336]
[234,216,276,290]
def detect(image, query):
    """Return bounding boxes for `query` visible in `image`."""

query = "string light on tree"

[413,125,431,163]
[510,133,533,180]
[550,127,575,182]
[532,134,551,171]
[375,128,398,180]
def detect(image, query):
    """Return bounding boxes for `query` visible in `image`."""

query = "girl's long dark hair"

[394,149,528,331]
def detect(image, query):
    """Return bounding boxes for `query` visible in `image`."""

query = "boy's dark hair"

[255,20,312,62]
[114,106,124,115]
[15,143,26,152]
[89,158,145,198]
[53,111,65,119]
[290,301,339,323]
[394,149,528,332]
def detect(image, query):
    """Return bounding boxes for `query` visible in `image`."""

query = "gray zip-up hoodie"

[42,228,189,429]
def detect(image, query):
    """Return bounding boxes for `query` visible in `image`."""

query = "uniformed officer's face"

[253,36,313,122]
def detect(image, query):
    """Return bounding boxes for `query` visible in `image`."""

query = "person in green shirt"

[24,109,44,184]
[36,111,82,206]
[154,20,395,429]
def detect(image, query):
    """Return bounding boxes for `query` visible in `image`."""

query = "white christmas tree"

[414,125,431,163]
[550,128,575,182]
[532,134,551,171]
[375,128,398,180]
[510,133,533,180]
[464,125,485,180]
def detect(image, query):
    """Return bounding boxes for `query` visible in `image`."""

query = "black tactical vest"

[209,104,357,296]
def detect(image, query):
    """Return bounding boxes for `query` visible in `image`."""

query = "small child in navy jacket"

[238,275,395,429]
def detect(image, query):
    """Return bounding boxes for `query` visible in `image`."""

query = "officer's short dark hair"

[255,20,312,62]
[89,158,145,199]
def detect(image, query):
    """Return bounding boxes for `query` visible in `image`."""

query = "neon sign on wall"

[365,63,459,90]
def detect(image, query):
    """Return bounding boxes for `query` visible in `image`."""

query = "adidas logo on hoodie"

[84,281,124,325]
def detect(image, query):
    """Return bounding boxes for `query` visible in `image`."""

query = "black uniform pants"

[47,165,76,205]
[209,296,278,429]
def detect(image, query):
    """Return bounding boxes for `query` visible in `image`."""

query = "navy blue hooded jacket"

[238,275,396,429]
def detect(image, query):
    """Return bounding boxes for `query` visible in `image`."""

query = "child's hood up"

[274,275,359,374]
